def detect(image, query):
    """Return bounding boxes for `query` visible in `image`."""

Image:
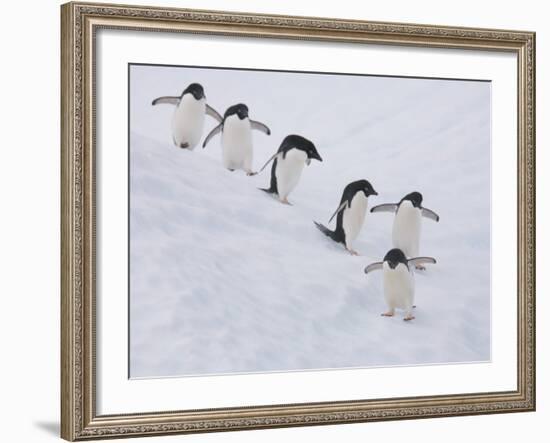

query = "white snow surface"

[129,64,491,378]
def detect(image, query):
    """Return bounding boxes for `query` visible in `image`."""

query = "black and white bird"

[202,103,271,175]
[370,191,439,268]
[259,135,322,204]
[151,83,222,149]
[314,180,378,255]
[364,248,437,321]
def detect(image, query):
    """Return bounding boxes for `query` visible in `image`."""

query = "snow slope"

[129,65,491,378]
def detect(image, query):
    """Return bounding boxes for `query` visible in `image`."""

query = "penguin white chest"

[221,116,253,171]
[383,263,415,310]
[171,96,205,149]
[393,201,421,257]
[342,192,368,245]
[275,149,308,200]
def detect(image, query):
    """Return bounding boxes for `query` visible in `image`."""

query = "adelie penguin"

[202,103,271,175]
[259,134,322,205]
[370,191,439,269]
[151,83,222,150]
[364,248,437,321]
[314,180,378,256]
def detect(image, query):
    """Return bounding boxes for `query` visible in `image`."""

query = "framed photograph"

[61,1,536,440]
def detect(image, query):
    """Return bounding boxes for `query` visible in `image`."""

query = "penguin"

[364,248,436,321]
[151,83,222,149]
[314,180,378,255]
[202,103,271,175]
[370,191,439,269]
[259,134,322,204]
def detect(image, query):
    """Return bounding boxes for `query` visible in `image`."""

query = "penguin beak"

[365,189,378,197]
[311,152,323,162]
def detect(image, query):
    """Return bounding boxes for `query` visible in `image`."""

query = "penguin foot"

[415,264,426,271]
[347,248,359,256]
[179,142,190,149]
[280,198,292,205]
[403,316,416,321]
[246,171,257,176]
[381,311,394,317]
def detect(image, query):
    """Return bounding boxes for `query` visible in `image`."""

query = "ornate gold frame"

[61,2,536,440]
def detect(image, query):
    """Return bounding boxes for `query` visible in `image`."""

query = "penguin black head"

[401,191,423,208]
[225,103,249,120]
[383,248,408,269]
[350,179,378,198]
[282,135,322,162]
[182,83,205,100]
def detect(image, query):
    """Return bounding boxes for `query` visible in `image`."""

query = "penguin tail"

[259,187,277,195]
[314,221,340,242]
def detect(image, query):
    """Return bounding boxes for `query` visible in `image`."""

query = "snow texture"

[129,64,491,378]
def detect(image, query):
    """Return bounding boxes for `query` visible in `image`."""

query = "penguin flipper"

[202,123,223,148]
[408,257,437,268]
[262,158,279,194]
[258,152,279,173]
[152,96,180,106]
[328,201,349,224]
[250,120,271,135]
[205,104,223,123]
[364,262,383,274]
[421,207,440,222]
[370,203,398,213]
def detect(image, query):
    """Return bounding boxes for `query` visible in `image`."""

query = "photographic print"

[129,63,491,379]
[61,5,535,439]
